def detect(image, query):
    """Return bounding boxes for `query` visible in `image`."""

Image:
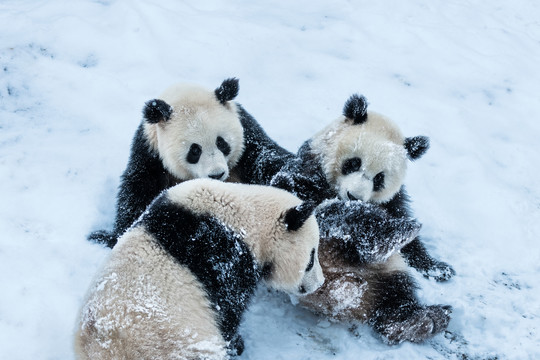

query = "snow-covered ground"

[1,1,539,359]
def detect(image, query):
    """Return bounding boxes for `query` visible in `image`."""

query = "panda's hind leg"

[369,271,452,345]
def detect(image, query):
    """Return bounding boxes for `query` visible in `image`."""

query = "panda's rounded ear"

[404,136,430,160]
[343,94,368,125]
[143,99,173,124]
[283,201,316,232]
[215,78,239,104]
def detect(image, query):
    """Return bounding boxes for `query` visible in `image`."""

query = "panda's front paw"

[227,334,245,357]
[423,261,455,282]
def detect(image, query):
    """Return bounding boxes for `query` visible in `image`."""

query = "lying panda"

[75,179,324,360]
[285,94,454,344]
[89,78,302,248]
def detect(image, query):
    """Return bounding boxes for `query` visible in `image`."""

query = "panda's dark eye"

[216,136,231,156]
[305,248,315,272]
[186,143,202,164]
[341,157,362,175]
[373,172,385,192]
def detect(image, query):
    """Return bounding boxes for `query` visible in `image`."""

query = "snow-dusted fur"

[296,94,453,344]
[75,179,324,360]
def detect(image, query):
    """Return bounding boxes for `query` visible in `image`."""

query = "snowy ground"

[1,1,539,359]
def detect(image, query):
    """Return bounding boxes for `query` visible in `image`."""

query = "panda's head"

[264,200,324,296]
[143,78,244,182]
[310,94,429,204]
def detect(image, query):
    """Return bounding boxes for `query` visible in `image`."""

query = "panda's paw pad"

[425,261,456,282]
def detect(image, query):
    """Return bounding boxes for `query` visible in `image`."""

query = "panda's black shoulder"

[233,104,295,184]
[137,193,261,342]
[381,186,413,218]
[112,124,170,236]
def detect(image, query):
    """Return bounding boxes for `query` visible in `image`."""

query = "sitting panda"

[89,78,302,248]
[294,94,453,344]
[75,179,324,360]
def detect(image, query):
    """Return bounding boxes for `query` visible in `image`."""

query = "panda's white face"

[144,84,244,182]
[334,132,407,204]
[312,111,408,204]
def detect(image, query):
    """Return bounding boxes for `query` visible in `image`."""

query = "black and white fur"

[302,94,454,281]
[75,179,324,360]
[89,78,305,248]
[296,94,453,344]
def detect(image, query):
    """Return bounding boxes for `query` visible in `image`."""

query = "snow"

[1,0,539,359]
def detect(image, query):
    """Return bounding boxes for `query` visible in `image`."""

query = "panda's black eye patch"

[186,143,202,164]
[305,248,315,272]
[341,157,362,175]
[373,172,385,192]
[216,136,231,156]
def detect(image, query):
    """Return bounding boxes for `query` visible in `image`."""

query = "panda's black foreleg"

[369,271,452,345]
[227,333,244,357]
[87,229,117,248]
[400,237,455,282]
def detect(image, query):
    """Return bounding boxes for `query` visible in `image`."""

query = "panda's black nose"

[209,172,225,180]
[347,191,359,201]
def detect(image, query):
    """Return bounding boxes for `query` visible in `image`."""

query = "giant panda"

[75,179,324,360]
[295,94,453,344]
[89,78,302,248]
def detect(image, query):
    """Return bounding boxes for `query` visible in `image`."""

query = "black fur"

[382,187,455,282]
[315,200,421,265]
[343,94,368,125]
[270,140,334,203]
[404,136,430,160]
[232,105,296,186]
[369,272,452,344]
[138,193,262,354]
[143,99,173,123]
[232,105,331,203]
[215,78,239,104]
[88,123,173,248]
[284,201,316,231]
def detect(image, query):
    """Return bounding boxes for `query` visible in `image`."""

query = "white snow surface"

[1,1,539,359]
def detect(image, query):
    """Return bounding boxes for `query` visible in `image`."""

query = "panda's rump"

[75,227,226,360]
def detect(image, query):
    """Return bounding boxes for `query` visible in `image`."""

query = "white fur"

[310,111,407,203]
[75,227,227,360]
[144,83,244,181]
[75,180,324,360]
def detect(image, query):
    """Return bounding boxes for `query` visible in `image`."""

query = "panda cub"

[297,94,453,344]
[75,179,324,360]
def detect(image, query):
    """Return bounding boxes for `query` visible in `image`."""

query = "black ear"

[283,201,316,232]
[143,99,173,124]
[404,136,430,160]
[215,78,239,104]
[343,94,368,125]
